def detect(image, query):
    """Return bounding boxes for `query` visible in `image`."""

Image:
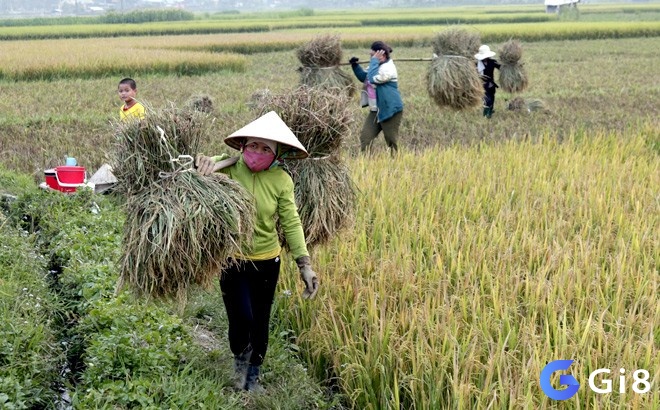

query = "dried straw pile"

[507,96,547,113]
[185,94,215,114]
[252,86,356,248]
[297,34,355,97]
[498,40,529,94]
[254,85,352,157]
[507,96,526,111]
[427,28,483,110]
[284,156,356,246]
[112,107,255,300]
[526,99,546,112]
[297,34,343,68]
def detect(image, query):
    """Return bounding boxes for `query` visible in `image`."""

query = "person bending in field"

[475,45,501,119]
[195,111,319,393]
[117,77,145,121]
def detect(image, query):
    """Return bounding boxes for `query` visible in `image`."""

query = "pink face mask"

[243,150,275,172]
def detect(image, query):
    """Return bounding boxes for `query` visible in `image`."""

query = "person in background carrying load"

[349,41,404,155]
[195,111,319,393]
[474,45,501,119]
[117,77,145,121]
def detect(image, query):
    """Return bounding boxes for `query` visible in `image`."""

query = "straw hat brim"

[475,50,496,60]
[224,111,309,159]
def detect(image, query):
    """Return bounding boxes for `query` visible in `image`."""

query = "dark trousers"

[360,110,403,152]
[483,82,496,109]
[220,257,280,366]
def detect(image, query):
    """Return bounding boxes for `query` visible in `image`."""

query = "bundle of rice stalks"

[186,94,214,114]
[526,98,546,112]
[296,34,343,67]
[507,97,547,113]
[254,85,353,156]
[119,172,255,300]
[113,107,214,195]
[498,40,523,65]
[427,56,483,110]
[112,106,255,300]
[283,156,356,248]
[298,66,356,97]
[507,96,526,111]
[498,40,529,94]
[296,34,356,96]
[427,28,483,110]
[430,27,481,58]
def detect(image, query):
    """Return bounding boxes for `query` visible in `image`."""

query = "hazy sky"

[0,0,650,19]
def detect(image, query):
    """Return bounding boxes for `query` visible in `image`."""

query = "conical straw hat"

[224,111,309,159]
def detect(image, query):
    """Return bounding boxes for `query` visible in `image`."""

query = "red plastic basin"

[55,166,86,185]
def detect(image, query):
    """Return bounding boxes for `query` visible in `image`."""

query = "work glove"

[195,154,216,176]
[296,256,319,300]
[349,56,359,66]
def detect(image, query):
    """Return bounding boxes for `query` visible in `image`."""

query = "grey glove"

[196,155,239,176]
[296,256,318,300]
[195,154,216,176]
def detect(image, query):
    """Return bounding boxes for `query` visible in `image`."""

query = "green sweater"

[215,155,308,261]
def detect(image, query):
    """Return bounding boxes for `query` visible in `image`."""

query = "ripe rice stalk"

[427,56,482,110]
[283,156,356,248]
[253,85,354,156]
[112,105,255,300]
[498,40,529,94]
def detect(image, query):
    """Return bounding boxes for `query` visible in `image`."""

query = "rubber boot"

[245,364,266,393]
[482,107,489,117]
[484,107,493,119]
[233,346,252,390]
[389,143,398,158]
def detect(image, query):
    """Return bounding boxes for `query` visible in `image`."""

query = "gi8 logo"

[541,360,653,400]
[540,360,580,400]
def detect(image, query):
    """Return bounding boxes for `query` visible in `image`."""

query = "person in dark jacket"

[349,41,404,155]
[475,45,501,119]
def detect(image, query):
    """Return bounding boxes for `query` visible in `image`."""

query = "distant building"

[545,0,580,13]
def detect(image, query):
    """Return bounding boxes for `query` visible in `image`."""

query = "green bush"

[0,225,64,408]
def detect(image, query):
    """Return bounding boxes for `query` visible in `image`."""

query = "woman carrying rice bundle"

[349,41,404,155]
[475,44,501,119]
[195,111,319,393]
